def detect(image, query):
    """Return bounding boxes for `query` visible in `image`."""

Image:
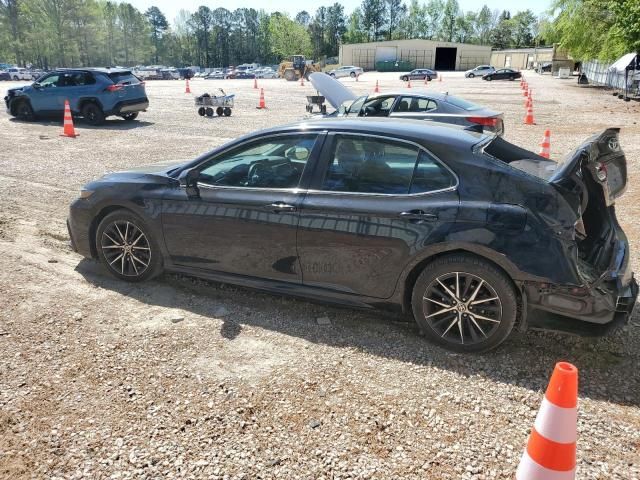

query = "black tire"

[486,76,492,81]
[14,100,35,121]
[468,73,475,78]
[411,254,518,353]
[121,112,138,121]
[197,107,206,116]
[216,107,224,116]
[96,210,162,282]
[330,73,336,78]
[205,107,214,117]
[350,71,356,78]
[402,76,409,81]
[427,76,432,81]
[12,76,18,81]
[82,102,105,126]
[321,104,327,114]
[223,107,231,116]
[509,76,515,81]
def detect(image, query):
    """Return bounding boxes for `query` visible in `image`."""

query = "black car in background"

[483,68,522,81]
[67,119,637,352]
[178,68,194,79]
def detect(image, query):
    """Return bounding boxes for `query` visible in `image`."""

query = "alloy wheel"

[422,271,502,346]
[100,220,151,277]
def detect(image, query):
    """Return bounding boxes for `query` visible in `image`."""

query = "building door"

[434,48,457,70]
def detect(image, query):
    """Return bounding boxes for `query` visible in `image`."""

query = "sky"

[128,0,551,25]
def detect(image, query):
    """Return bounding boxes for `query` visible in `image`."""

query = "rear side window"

[410,151,455,193]
[71,72,95,85]
[444,95,481,111]
[395,96,437,113]
[108,71,140,85]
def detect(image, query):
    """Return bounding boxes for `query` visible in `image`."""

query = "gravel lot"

[0,72,639,479]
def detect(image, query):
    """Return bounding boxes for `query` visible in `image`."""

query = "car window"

[346,96,367,117]
[71,72,96,85]
[57,72,80,87]
[410,151,455,193]
[394,96,437,113]
[322,136,420,194]
[197,134,317,189]
[108,71,141,85]
[360,96,395,117]
[39,74,60,88]
[444,95,481,111]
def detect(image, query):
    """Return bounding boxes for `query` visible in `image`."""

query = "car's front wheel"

[82,103,105,126]
[468,73,475,78]
[402,76,409,81]
[350,71,356,78]
[411,254,517,353]
[14,100,35,121]
[96,210,162,282]
[486,76,492,81]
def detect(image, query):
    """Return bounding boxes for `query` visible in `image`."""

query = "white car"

[328,66,364,79]
[7,67,33,81]
[256,68,278,79]
[465,65,496,78]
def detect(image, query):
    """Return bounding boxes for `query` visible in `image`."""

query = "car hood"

[310,72,357,109]
[98,159,186,182]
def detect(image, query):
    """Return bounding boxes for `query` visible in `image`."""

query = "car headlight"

[79,189,94,199]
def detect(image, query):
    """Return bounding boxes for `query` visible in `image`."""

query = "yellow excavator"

[278,55,322,81]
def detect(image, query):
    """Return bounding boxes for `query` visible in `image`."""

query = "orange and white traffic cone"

[256,88,266,109]
[60,100,78,138]
[439,74,442,82]
[539,129,551,158]
[374,80,379,93]
[253,77,258,89]
[523,86,529,97]
[300,76,305,86]
[516,362,578,480]
[524,104,535,125]
[407,79,411,88]
[356,73,359,82]
[185,78,191,94]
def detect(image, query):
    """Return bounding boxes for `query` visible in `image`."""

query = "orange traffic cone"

[256,88,266,109]
[407,79,411,88]
[374,80,379,93]
[516,362,578,480]
[539,129,551,158]
[253,77,258,89]
[356,73,359,82]
[524,104,535,125]
[523,86,529,97]
[185,78,191,94]
[60,100,78,138]
[528,89,532,101]
[300,76,305,86]
[438,74,442,82]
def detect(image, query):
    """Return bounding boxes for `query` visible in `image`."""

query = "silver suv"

[465,65,496,78]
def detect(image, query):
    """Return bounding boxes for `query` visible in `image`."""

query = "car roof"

[54,67,132,74]
[256,117,488,146]
[365,90,454,102]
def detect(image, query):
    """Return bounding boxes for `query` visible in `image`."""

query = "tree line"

[1,0,550,69]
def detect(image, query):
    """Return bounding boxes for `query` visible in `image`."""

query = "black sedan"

[482,68,522,81]
[68,119,637,352]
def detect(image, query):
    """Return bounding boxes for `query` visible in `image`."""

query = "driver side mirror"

[179,168,200,198]
[32,82,42,89]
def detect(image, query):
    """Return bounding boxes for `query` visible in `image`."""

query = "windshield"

[445,95,481,111]
[346,95,367,117]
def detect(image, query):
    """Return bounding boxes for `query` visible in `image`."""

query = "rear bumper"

[106,98,149,116]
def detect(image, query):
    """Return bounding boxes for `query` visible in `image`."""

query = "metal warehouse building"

[339,39,491,71]
[490,45,574,72]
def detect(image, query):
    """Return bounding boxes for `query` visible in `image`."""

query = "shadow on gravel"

[8,117,154,130]
[75,258,640,407]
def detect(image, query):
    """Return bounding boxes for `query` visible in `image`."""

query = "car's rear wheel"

[82,103,105,126]
[509,76,515,81]
[486,76,492,81]
[223,107,232,116]
[14,100,35,121]
[350,71,356,78]
[121,112,138,121]
[216,107,224,116]
[96,210,161,282]
[411,254,517,353]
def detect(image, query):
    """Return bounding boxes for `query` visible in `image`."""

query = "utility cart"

[196,89,235,117]
[305,95,327,114]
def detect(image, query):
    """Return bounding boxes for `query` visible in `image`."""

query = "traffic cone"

[539,129,551,158]
[524,103,535,125]
[374,80,379,93]
[300,76,305,86]
[424,76,428,85]
[356,73,359,82]
[407,79,411,88]
[523,86,529,97]
[185,79,191,94]
[253,77,258,89]
[60,100,78,138]
[516,362,578,480]
[439,74,442,82]
[528,89,532,101]
[256,88,266,109]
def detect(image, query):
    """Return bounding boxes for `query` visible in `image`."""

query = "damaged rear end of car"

[482,128,638,334]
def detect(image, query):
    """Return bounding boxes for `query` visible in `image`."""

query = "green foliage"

[268,13,312,59]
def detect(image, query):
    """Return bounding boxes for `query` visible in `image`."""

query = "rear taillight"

[105,84,123,92]
[467,116,497,127]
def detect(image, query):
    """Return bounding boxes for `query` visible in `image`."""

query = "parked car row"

[1,67,50,81]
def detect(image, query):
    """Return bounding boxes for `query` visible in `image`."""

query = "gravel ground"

[0,72,639,479]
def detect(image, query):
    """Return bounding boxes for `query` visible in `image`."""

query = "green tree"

[268,13,311,59]
[440,0,459,41]
[145,6,168,63]
[511,9,536,47]
[343,8,368,44]
[361,0,386,41]
[385,0,407,40]
[326,3,346,55]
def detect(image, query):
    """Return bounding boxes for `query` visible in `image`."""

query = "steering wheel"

[247,161,267,186]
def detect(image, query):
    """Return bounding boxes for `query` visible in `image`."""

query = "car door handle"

[399,210,439,222]
[265,202,297,213]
